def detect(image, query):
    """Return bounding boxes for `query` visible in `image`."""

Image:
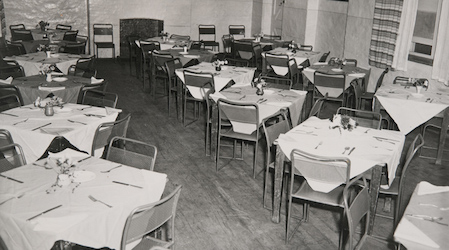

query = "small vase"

[46,73,52,82]
[45,103,54,116]
[215,65,221,71]
[256,87,264,96]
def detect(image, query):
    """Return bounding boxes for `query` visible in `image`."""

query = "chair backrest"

[11,29,33,42]
[0,85,24,105]
[182,70,215,100]
[319,51,330,63]
[106,136,157,171]
[93,24,113,43]
[152,50,174,74]
[63,30,78,42]
[198,24,216,42]
[6,41,26,56]
[229,25,245,40]
[189,40,204,50]
[262,109,291,163]
[217,98,259,132]
[92,113,131,156]
[374,67,389,93]
[222,34,234,54]
[56,24,72,30]
[290,148,351,190]
[0,62,25,78]
[9,24,25,31]
[259,75,292,90]
[71,56,97,77]
[165,58,183,83]
[309,94,328,118]
[265,52,297,77]
[121,185,182,250]
[0,129,14,149]
[0,94,21,112]
[298,44,313,51]
[82,89,118,108]
[59,42,85,54]
[233,41,255,61]
[344,59,357,67]
[262,34,281,40]
[0,143,26,173]
[313,71,346,101]
[139,40,161,65]
[169,34,190,41]
[336,107,382,130]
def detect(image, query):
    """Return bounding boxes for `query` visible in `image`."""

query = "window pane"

[413,0,438,40]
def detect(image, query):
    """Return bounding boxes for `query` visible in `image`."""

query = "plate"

[72,171,96,183]
[178,51,188,55]
[53,77,68,82]
[331,68,344,72]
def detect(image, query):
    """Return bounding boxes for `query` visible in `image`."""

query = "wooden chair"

[120,185,182,250]
[232,41,261,69]
[336,107,383,130]
[164,58,183,118]
[55,24,72,30]
[216,98,263,178]
[93,24,115,58]
[106,136,157,171]
[81,89,117,109]
[198,24,219,51]
[91,113,131,157]
[0,143,26,173]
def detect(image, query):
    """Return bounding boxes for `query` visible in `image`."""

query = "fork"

[88,195,112,208]
[0,193,25,205]
[101,165,122,173]
[68,119,87,125]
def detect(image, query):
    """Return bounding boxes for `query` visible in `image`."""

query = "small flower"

[331,114,357,131]
[414,79,429,89]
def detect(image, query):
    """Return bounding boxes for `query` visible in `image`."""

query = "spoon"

[342,146,350,154]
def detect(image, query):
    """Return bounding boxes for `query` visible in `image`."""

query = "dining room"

[1,0,449,250]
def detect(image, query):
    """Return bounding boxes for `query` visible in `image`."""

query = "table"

[15,40,83,54]
[30,28,66,41]
[4,52,82,76]
[271,117,405,235]
[138,36,191,51]
[303,64,368,98]
[394,181,449,249]
[162,48,216,66]
[374,83,449,164]
[12,75,90,105]
[0,153,167,250]
[262,47,322,75]
[0,103,120,163]
[237,37,285,50]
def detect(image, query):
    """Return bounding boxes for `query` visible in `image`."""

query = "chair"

[262,109,292,209]
[169,34,190,41]
[308,94,328,118]
[91,113,131,157]
[105,136,157,171]
[138,40,160,89]
[420,116,449,162]
[9,24,25,31]
[313,71,347,107]
[165,58,183,118]
[298,45,313,51]
[0,143,26,173]
[10,29,33,42]
[0,84,24,106]
[216,98,263,178]
[0,94,21,112]
[318,51,330,63]
[229,25,245,40]
[360,67,389,111]
[0,59,25,78]
[59,42,86,54]
[262,34,281,40]
[62,30,78,42]
[189,40,204,50]
[81,89,117,108]
[151,50,174,96]
[286,149,357,246]
[259,75,292,90]
[120,185,182,250]
[374,134,424,237]
[55,24,72,30]
[344,59,358,67]
[264,52,300,89]
[68,56,97,77]
[76,35,89,54]
[93,24,115,58]
[5,42,26,56]
[232,41,261,69]
[0,129,14,148]
[198,24,219,51]
[336,107,382,130]
[127,35,140,76]
[221,34,234,57]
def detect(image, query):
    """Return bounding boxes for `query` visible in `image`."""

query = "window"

[408,0,442,65]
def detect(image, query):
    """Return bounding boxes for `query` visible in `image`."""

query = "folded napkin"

[91,77,104,84]
[394,217,440,248]
[38,86,66,91]
[0,76,13,85]
[418,181,449,196]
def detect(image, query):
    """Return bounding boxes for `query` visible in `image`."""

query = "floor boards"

[84,58,449,250]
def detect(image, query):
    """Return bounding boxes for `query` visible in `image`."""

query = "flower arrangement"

[37,44,51,52]
[329,57,344,67]
[46,157,77,193]
[414,78,429,89]
[38,21,49,31]
[39,64,56,75]
[160,31,169,37]
[331,114,357,132]
[253,32,264,38]
[34,96,64,108]
[212,59,228,67]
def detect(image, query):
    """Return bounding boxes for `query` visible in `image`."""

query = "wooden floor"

[89,58,448,250]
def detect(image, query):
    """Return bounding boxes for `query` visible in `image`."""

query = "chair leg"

[253,141,258,178]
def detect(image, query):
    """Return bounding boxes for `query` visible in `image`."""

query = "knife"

[27,205,62,221]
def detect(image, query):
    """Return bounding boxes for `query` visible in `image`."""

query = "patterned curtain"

[0,0,5,38]
[369,0,404,69]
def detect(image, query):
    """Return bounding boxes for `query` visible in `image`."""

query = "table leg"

[210,101,218,160]
[271,143,285,223]
[177,79,182,122]
[435,108,449,165]
[368,164,382,235]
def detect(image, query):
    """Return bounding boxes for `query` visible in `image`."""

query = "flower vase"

[416,85,422,94]
[215,65,221,71]
[46,51,51,58]
[45,103,54,116]
[46,73,52,82]
[256,87,264,96]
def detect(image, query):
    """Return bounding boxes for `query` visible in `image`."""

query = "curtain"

[391,0,418,71]
[0,0,5,37]
[369,0,404,69]
[432,0,449,86]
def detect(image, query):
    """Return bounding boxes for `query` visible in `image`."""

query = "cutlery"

[84,114,105,118]
[13,118,28,125]
[364,129,370,133]
[406,214,448,226]
[315,141,323,149]
[112,181,143,189]
[342,146,350,154]
[0,193,25,206]
[239,95,246,100]
[348,147,356,155]
[419,203,449,211]
[88,195,112,208]
[78,106,92,111]
[0,174,23,183]
[101,165,123,173]
[0,112,18,117]
[77,155,92,163]
[32,123,51,131]
[27,204,62,221]
[67,119,87,125]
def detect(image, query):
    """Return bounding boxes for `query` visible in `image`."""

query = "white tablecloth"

[0,103,120,162]
[5,52,82,76]
[0,155,167,250]
[277,117,405,192]
[176,62,256,100]
[263,47,322,69]
[375,83,449,134]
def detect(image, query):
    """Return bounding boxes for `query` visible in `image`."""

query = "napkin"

[348,73,365,78]
[91,77,104,84]
[48,148,89,160]
[394,217,440,248]
[38,86,66,91]
[0,76,13,84]
[418,181,449,196]
[313,62,328,65]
